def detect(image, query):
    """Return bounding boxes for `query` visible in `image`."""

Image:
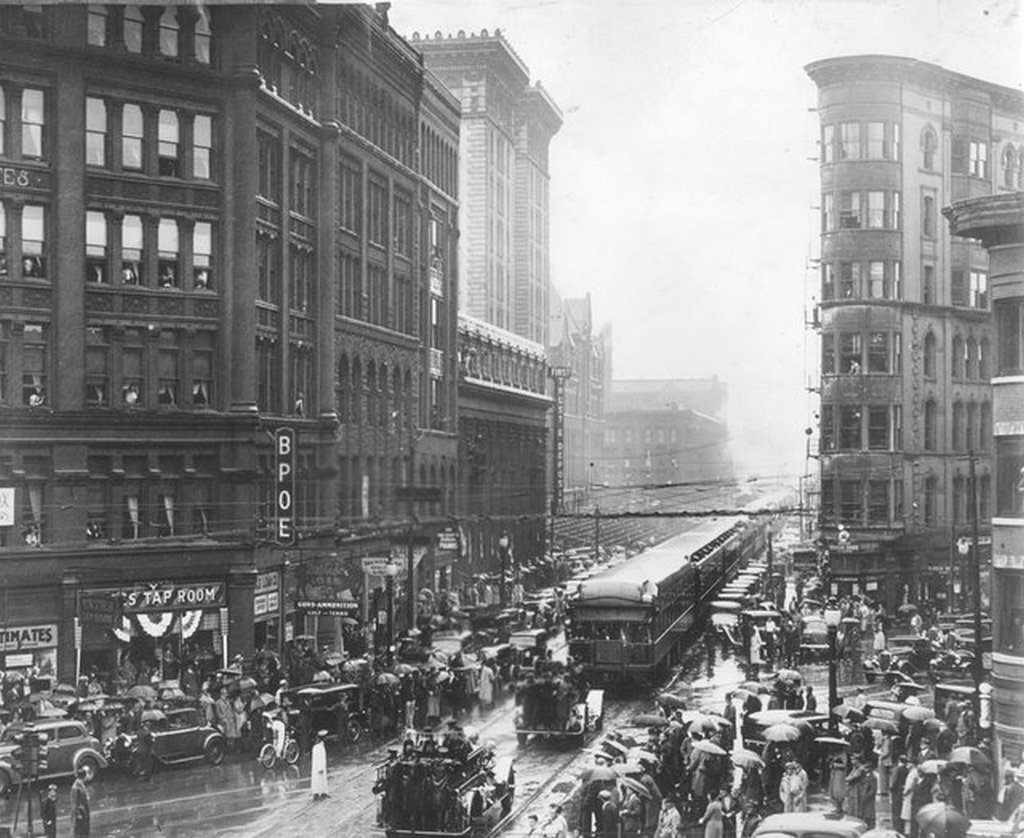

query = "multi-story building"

[0,3,460,682]
[456,314,550,584]
[806,56,1024,609]
[548,291,610,508]
[601,381,733,492]
[413,29,562,346]
[946,192,1024,773]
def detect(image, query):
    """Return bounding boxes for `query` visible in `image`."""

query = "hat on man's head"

[317,729,328,739]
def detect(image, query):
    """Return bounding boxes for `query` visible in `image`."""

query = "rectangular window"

[867,480,889,524]
[839,192,861,229]
[430,296,442,348]
[396,273,412,334]
[256,335,281,413]
[891,190,901,229]
[839,262,860,298]
[339,159,361,233]
[257,131,281,204]
[87,4,107,46]
[157,345,179,407]
[22,204,46,278]
[839,122,860,160]
[868,332,889,373]
[869,261,885,298]
[820,405,835,451]
[159,8,179,58]
[923,264,936,305]
[0,204,5,277]
[952,270,968,307]
[22,322,47,406]
[289,246,313,312]
[291,151,315,218]
[193,114,212,180]
[122,104,143,171]
[840,332,862,373]
[194,10,211,65]
[970,141,988,178]
[368,179,387,245]
[191,331,214,407]
[123,6,143,53]
[0,88,5,156]
[121,214,143,285]
[839,406,861,449]
[892,123,901,160]
[394,191,412,257]
[85,97,107,166]
[21,88,44,159]
[193,221,212,290]
[85,210,107,283]
[256,232,280,305]
[866,122,886,159]
[85,326,108,407]
[923,193,936,238]
[158,109,179,177]
[822,333,836,374]
[823,193,835,231]
[122,341,144,406]
[970,270,988,308]
[821,263,835,301]
[892,261,902,299]
[840,480,861,523]
[866,191,886,228]
[157,219,179,287]
[868,406,890,449]
[822,125,835,164]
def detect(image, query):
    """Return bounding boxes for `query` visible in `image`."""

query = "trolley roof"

[576,517,745,604]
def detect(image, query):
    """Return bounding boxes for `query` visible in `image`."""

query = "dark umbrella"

[916,802,969,838]
[125,685,157,701]
[658,693,687,709]
[631,714,669,728]
[693,739,727,756]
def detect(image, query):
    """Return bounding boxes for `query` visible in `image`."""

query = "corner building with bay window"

[0,3,459,684]
[807,56,1024,609]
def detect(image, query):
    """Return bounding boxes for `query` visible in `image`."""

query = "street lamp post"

[384,559,398,667]
[498,533,511,607]
[824,600,843,734]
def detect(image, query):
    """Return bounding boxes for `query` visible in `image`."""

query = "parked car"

[753,812,869,838]
[279,683,366,745]
[108,707,225,776]
[0,719,108,794]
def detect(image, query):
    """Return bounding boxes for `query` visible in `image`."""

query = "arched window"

[194,8,211,64]
[979,338,990,379]
[966,338,978,379]
[924,332,937,379]
[123,6,143,53]
[952,335,964,379]
[924,399,937,451]
[921,126,938,171]
[158,8,179,58]
[952,401,965,450]
[1004,146,1017,189]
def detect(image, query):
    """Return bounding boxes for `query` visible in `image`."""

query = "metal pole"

[386,575,395,668]
[406,527,415,635]
[593,507,601,565]
[969,452,983,735]
[949,529,957,613]
[827,624,839,734]
[499,541,508,608]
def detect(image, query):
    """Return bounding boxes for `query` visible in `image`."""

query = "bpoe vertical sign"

[276,428,296,545]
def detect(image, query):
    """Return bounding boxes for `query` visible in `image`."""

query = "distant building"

[414,29,562,345]
[806,55,1024,608]
[945,192,1024,779]
[601,380,733,490]
[548,291,610,508]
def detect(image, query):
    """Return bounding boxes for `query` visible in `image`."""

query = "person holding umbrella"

[845,754,877,826]
[1000,767,1024,820]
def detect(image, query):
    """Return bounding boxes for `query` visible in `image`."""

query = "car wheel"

[76,755,100,783]
[204,738,226,766]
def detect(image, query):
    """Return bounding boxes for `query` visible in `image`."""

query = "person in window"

[158,385,175,406]
[121,263,139,285]
[22,256,41,278]
[88,264,104,283]
[159,265,176,287]
[0,255,7,276]
[22,524,40,547]
[87,384,105,406]
[192,382,208,406]
[123,383,140,406]
[294,391,305,417]
[86,521,104,540]
[28,387,45,407]
[193,269,210,290]
[849,360,861,374]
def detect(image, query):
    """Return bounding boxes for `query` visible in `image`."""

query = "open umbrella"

[740,681,766,693]
[578,764,617,783]
[922,718,946,733]
[628,748,658,763]
[375,673,400,686]
[864,717,899,733]
[693,739,728,756]
[35,707,68,719]
[323,652,346,666]
[916,802,969,838]
[897,604,919,615]
[814,736,850,748]
[762,723,801,742]
[613,761,645,776]
[658,693,687,710]
[631,714,669,728]
[75,701,104,713]
[731,748,764,769]
[687,714,727,734]
[393,663,416,676]
[947,746,990,770]
[918,759,949,775]
[619,776,651,798]
[832,704,866,722]
[902,706,936,723]
[53,683,79,696]
[602,739,630,755]
[140,708,166,723]
[775,669,802,683]
[842,617,861,626]
[250,693,276,711]
[125,684,157,701]
[159,686,186,702]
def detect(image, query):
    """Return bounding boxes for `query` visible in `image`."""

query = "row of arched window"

[258,12,318,118]
[336,354,414,431]
[921,332,990,381]
[336,62,416,168]
[922,398,991,452]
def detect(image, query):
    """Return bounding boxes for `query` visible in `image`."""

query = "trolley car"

[513,669,603,745]
[374,729,515,838]
[568,516,766,685]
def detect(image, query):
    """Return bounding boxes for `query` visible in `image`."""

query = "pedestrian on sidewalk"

[780,760,809,812]
[311,729,329,800]
[699,790,726,838]
[655,797,683,838]
[890,754,909,834]
[71,767,90,837]
[41,783,57,838]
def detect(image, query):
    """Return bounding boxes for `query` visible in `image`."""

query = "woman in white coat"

[311,730,329,800]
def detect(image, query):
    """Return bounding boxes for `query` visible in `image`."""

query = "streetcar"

[568,516,767,686]
[374,727,515,837]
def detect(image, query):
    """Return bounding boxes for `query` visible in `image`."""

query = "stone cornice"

[944,192,1024,246]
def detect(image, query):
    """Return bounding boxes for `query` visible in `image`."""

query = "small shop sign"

[122,581,225,612]
[295,599,359,614]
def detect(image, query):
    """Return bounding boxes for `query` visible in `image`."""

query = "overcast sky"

[389,0,1024,481]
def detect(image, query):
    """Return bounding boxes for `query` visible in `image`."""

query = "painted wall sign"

[0,624,57,651]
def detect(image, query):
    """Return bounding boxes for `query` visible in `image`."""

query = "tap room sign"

[121,581,225,613]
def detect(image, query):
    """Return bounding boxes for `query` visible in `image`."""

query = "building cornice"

[944,192,1024,247]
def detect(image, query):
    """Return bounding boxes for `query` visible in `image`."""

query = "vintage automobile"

[798,615,843,662]
[108,707,226,775]
[752,812,869,838]
[279,682,367,745]
[0,719,108,794]
[514,673,603,746]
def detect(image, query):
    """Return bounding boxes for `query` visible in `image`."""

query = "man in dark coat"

[71,768,90,837]
[41,783,58,838]
[597,789,619,838]
[890,755,910,835]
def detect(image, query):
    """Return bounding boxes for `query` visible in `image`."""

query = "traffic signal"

[34,732,48,774]
[8,734,24,775]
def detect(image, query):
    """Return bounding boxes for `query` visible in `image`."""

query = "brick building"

[0,3,460,682]
[806,56,1024,608]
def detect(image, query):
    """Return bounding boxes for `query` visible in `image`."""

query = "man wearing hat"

[40,783,58,838]
[310,729,329,800]
[999,767,1024,820]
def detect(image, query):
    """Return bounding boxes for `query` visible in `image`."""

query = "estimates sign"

[122,581,225,613]
[0,624,57,652]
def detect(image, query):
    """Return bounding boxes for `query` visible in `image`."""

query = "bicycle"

[258,725,300,768]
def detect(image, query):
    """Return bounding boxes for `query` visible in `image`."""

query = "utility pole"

[969,451,984,733]
[593,507,601,565]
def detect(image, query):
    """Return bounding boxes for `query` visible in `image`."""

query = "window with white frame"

[84,326,109,407]
[21,88,45,160]
[970,270,988,309]
[158,109,179,176]
[193,221,213,289]
[194,9,211,64]
[85,210,107,283]
[22,323,47,406]
[158,8,179,58]
[121,214,143,285]
[123,6,143,53]
[122,104,143,170]
[970,141,988,179]
[85,97,106,166]
[839,122,860,160]
[157,218,179,287]
[87,4,106,46]
[193,114,212,179]
[21,204,46,278]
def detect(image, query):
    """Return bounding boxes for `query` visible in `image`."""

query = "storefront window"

[994,570,1024,655]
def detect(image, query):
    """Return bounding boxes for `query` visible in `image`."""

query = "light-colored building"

[414,29,562,345]
[806,55,1024,610]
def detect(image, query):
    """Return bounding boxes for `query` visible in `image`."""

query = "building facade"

[806,56,1024,609]
[456,313,550,584]
[0,3,460,683]
[414,29,562,346]
[946,192,1024,772]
